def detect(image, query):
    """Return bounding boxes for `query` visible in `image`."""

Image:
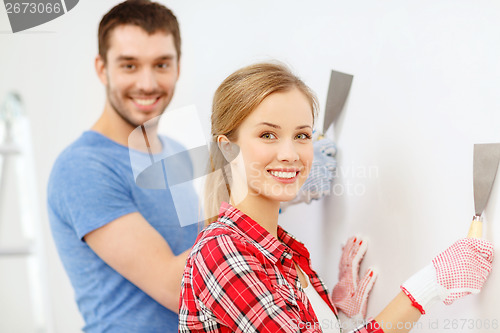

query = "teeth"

[269,171,297,179]
[134,98,157,106]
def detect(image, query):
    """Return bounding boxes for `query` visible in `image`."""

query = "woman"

[179,62,493,333]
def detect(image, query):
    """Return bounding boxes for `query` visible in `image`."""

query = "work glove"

[281,138,336,212]
[401,238,494,314]
[331,236,378,326]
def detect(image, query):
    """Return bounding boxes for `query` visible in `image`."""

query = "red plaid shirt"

[179,203,383,333]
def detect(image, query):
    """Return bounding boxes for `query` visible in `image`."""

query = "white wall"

[1,0,500,332]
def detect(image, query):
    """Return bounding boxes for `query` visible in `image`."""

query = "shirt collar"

[218,202,311,264]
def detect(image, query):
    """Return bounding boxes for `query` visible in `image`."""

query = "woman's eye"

[261,133,276,140]
[296,133,312,140]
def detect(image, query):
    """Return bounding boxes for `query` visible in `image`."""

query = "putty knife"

[468,143,500,238]
[322,70,353,135]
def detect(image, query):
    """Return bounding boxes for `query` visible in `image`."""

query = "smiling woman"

[178,62,494,333]
[178,63,368,333]
[218,87,314,222]
[179,61,495,333]
[203,62,318,225]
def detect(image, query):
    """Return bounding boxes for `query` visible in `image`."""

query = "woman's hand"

[401,238,494,314]
[331,236,378,320]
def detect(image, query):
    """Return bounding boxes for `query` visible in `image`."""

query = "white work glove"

[281,138,336,212]
[331,236,378,330]
[401,238,494,314]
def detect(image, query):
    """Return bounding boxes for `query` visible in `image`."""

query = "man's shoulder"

[47,132,136,227]
[55,131,125,168]
[48,131,129,191]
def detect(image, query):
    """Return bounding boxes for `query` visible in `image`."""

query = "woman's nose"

[277,140,299,163]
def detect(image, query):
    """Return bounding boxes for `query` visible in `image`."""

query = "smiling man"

[47,1,199,332]
[93,23,179,142]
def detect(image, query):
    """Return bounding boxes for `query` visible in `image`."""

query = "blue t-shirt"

[47,131,200,333]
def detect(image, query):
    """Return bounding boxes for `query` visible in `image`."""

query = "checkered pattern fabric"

[432,238,494,305]
[179,203,384,332]
[401,238,494,314]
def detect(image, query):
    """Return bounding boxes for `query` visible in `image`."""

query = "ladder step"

[0,245,34,256]
[0,144,22,155]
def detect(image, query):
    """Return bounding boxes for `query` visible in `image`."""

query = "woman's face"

[226,87,314,204]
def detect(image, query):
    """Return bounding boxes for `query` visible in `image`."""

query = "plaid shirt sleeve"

[180,233,322,333]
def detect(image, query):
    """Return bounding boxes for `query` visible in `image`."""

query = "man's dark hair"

[98,0,181,63]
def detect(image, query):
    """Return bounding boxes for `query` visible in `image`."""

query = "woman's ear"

[217,135,240,163]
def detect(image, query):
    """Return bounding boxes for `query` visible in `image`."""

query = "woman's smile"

[267,168,301,184]
[226,86,314,203]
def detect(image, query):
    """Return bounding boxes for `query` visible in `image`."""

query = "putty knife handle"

[467,215,483,238]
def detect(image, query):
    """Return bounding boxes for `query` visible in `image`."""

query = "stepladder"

[0,92,54,333]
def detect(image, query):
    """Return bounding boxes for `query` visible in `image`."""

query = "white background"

[1,1,500,332]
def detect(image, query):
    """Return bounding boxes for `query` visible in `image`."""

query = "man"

[48,1,196,332]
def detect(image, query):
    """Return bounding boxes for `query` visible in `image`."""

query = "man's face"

[98,25,179,128]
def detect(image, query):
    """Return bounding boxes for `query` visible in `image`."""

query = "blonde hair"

[204,62,318,224]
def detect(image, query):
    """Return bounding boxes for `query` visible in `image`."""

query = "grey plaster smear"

[4,0,79,33]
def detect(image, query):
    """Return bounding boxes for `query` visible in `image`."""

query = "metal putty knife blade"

[473,143,500,216]
[322,70,353,134]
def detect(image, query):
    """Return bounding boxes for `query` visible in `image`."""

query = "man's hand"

[331,236,378,320]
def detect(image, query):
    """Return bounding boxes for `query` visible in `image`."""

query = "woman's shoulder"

[188,221,259,267]
[191,222,244,253]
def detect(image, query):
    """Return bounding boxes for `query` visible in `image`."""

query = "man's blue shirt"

[48,131,199,332]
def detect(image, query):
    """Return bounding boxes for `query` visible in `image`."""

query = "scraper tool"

[322,70,353,135]
[468,143,500,238]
